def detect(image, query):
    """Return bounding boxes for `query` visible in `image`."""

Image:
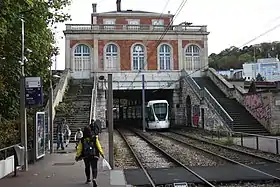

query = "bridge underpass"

[110,89,174,127]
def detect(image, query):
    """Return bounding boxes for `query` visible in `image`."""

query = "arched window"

[74,44,90,72]
[185,45,200,70]
[132,44,145,70]
[105,44,118,70]
[159,44,171,70]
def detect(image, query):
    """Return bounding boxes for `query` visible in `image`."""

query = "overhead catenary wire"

[126,0,188,89]
[118,0,171,85]
[153,21,280,92]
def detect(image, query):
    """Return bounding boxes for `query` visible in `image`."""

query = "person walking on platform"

[89,119,102,136]
[64,124,71,147]
[74,128,83,149]
[56,121,66,150]
[75,126,104,187]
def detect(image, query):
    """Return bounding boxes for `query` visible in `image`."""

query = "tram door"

[119,107,123,120]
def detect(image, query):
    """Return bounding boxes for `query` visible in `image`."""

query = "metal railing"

[89,74,98,123]
[65,24,207,33]
[0,144,20,177]
[183,71,202,99]
[203,88,234,130]
[208,128,280,155]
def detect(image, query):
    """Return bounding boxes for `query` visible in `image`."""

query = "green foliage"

[0,119,20,149]
[209,42,280,70]
[0,0,71,120]
[0,0,71,147]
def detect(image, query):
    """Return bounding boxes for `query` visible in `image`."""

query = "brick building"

[63,0,209,89]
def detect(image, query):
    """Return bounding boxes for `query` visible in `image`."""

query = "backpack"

[82,137,97,157]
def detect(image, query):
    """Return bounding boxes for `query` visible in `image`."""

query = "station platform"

[0,132,131,187]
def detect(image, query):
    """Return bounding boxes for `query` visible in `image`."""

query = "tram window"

[148,107,155,121]
[153,103,167,121]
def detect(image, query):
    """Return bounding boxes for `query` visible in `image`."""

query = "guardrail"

[182,70,202,99]
[0,144,20,178]
[43,69,71,150]
[89,74,98,123]
[181,69,233,130]
[65,24,208,33]
[203,88,234,130]
[207,128,280,155]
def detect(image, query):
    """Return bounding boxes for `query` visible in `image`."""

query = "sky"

[52,0,280,70]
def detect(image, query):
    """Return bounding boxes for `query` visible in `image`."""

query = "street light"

[19,17,28,171]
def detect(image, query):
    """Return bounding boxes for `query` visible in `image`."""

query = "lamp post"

[19,17,28,171]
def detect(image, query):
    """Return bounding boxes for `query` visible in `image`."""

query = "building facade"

[63,1,210,89]
[243,58,280,82]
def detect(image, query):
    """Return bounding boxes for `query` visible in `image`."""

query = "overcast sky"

[52,0,280,70]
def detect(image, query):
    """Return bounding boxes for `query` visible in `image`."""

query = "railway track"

[116,128,216,187]
[158,130,280,182]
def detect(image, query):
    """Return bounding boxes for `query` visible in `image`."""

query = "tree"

[0,0,71,148]
[0,0,71,120]
[209,41,280,70]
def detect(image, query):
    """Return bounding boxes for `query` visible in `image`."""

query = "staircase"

[193,77,269,134]
[54,79,94,142]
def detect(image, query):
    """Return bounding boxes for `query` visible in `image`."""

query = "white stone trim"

[177,39,183,70]
[103,42,121,71]
[157,43,173,70]
[93,39,98,72]
[130,42,148,71]
[65,38,70,69]
[103,18,116,24]
[66,34,206,41]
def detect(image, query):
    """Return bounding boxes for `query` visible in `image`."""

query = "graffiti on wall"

[243,93,271,125]
[192,105,200,127]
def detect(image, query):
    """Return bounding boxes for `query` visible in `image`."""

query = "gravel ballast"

[121,130,176,168]
[141,131,228,167]
[177,129,280,163]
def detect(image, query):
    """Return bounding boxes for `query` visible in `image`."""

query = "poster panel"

[36,112,46,159]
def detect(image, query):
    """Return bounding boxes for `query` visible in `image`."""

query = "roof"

[96,10,173,17]
[148,100,169,105]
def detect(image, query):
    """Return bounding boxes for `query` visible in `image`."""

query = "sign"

[174,182,188,187]
[35,112,46,159]
[25,77,43,107]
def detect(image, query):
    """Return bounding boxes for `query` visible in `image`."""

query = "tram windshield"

[153,103,168,121]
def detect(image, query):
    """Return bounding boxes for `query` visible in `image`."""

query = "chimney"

[92,3,97,13]
[116,0,121,12]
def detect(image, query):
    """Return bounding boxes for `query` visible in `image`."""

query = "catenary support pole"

[49,69,54,154]
[20,17,28,171]
[142,74,146,132]
[108,74,114,169]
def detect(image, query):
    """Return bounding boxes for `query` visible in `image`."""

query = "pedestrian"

[56,121,65,150]
[75,126,104,187]
[65,124,71,147]
[89,119,102,136]
[74,128,83,149]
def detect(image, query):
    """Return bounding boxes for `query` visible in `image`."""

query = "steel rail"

[170,130,280,164]
[116,129,156,187]
[160,131,280,182]
[127,128,216,187]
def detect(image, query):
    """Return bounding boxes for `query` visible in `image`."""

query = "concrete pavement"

[0,130,130,187]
